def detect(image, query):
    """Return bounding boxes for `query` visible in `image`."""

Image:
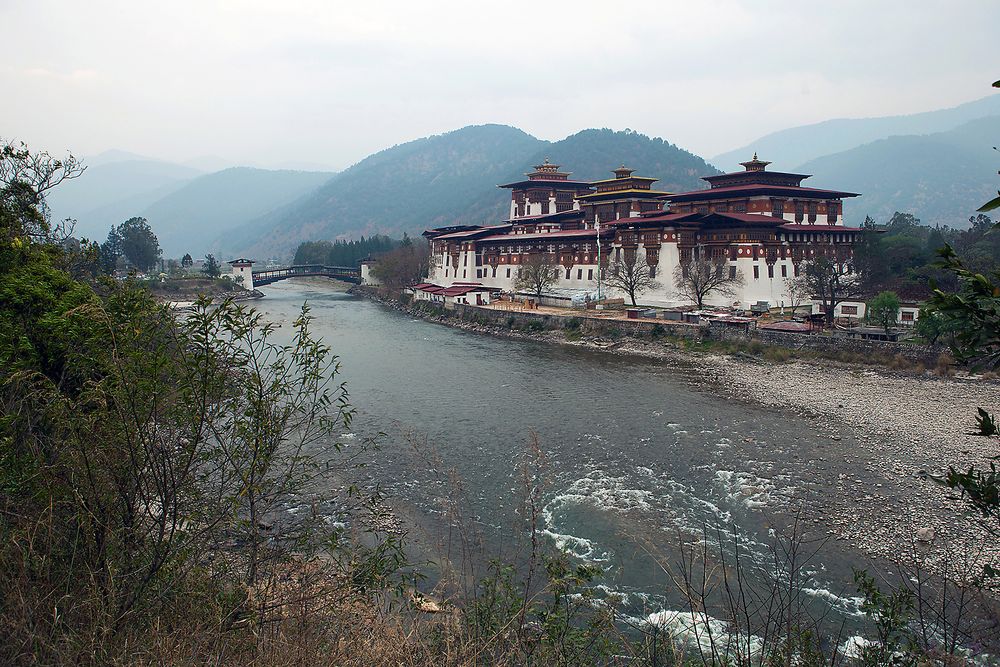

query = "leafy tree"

[117,216,161,271]
[865,291,900,334]
[853,570,918,666]
[671,259,744,309]
[925,238,1000,576]
[512,253,560,299]
[922,79,1000,582]
[181,252,193,268]
[802,256,863,325]
[203,253,221,278]
[604,251,659,306]
[913,306,960,345]
[100,225,123,273]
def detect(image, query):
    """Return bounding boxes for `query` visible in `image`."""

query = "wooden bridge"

[251,264,362,287]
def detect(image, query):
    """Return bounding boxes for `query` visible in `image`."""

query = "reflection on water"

[253,281,875,631]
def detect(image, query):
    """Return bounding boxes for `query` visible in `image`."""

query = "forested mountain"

[221,126,718,258]
[220,124,545,258]
[712,94,1000,171]
[139,167,333,257]
[46,159,202,241]
[798,117,998,227]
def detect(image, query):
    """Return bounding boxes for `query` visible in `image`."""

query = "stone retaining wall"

[705,324,948,366]
[443,302,704,339]
[377,291,948,367]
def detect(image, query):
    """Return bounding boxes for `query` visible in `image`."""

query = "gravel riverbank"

[361,290,1000,581]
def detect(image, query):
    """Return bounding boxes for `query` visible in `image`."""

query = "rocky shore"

[359,289,1000,582]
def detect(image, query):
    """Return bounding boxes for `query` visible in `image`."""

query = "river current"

[254,281,878,635]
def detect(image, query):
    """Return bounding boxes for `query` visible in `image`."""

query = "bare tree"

[802,256,863,325]
[513,252,560,299]
[784,275,810,314]
[1,139,85,242]
[371,242,430,292]
[672,259,744,309]
[605,251,660,306]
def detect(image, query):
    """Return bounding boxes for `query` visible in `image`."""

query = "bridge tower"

[228,258,255,290]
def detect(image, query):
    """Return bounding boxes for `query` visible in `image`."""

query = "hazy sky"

[3,0,997,171]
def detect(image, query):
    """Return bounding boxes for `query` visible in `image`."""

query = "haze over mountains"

[48,95,1000,260]
[222,126,717,259]
[712,95,1000,171]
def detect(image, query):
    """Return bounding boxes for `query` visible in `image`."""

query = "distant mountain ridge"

[798,116,998,227]
[143,167,335,257]
[47,159,204,241]
[712,95,1000,172]
[221,125,719,258]
[53,95,999,259]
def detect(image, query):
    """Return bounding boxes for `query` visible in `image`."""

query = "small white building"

[834,300,921,326]
[227,258,255,290]
[360,258,380,286]
[439,283,493,305]
[411,282,445,302]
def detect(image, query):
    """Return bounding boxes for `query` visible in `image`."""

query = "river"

[253,280,880,637]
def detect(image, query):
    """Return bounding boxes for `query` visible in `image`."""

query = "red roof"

[668,184,859,201]
[439,285,491,297]
[411,282,440,290]
[759,321,813,333]
[505,210,584,223]
[478,228,606,242]
[610,212,695,225]
[434,224,512,240]
[498,178,593,189]
[779,224,863,232]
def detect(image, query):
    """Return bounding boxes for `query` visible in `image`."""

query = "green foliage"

[974,406,999,436]
[865,290,900,333]
[98,216,162,273]
[925,231,1000,579]
[463,555,618,666]
[293,235,398,266]
[853,569,918,666]
[913,305,961,344]
[855,212,999,297]
[203,252,221,278]
[181,252,193,267]
[0,152,409,662]
[927,243,1000,369]
[116,216,161,271]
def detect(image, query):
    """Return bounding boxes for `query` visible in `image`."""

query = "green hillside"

[223,127,718,259]
[797,116,999,228]
[139,167,334,257]
[222,124,546,258]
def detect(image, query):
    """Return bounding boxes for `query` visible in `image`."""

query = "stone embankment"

[357,287,1000,581]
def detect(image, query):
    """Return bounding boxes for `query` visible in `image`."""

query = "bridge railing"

[251,265,361,284]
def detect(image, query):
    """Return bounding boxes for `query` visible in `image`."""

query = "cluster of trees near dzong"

[293,234,399,266]
[853,211,1000,298]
